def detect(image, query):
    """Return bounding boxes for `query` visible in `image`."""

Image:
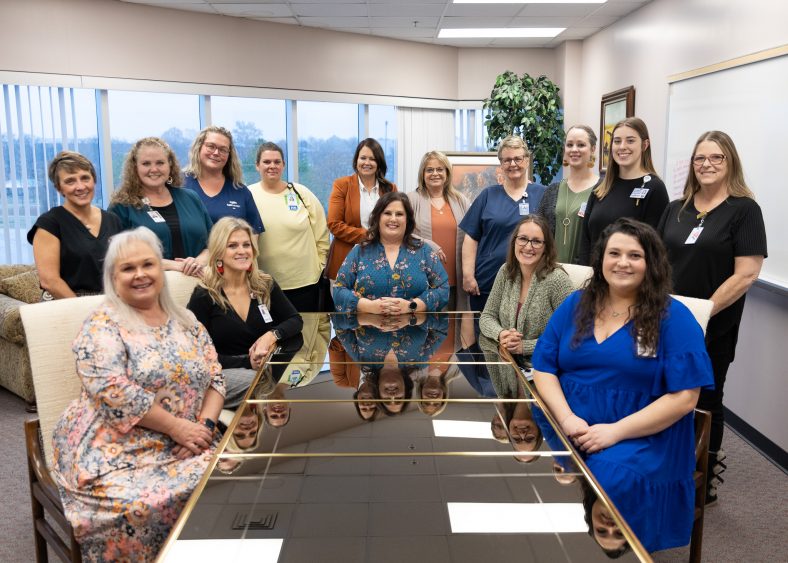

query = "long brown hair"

[200,217,273,311]
[504,215,559,281]
[112,137,184,208]
[572,218,672,354]
[595,117,657,200]
[679,130,755,214]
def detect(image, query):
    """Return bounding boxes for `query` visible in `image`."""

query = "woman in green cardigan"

[479,214,573,359]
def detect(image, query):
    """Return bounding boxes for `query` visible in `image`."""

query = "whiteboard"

[665,53,788,289]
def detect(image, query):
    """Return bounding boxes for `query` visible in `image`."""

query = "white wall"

[574,0,788,450]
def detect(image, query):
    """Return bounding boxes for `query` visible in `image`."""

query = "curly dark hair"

[363,192,421,250]
[353,138,395,194]
[504,214,560,281]
[572,218,672,354]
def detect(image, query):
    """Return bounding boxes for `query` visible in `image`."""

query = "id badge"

[258,304,273,323]
[285,193,299,211]
[147,210,166,223]
[577,201,587,218]
[288,369,303,387]
[629,187,649,199]
[519,201,530,215]
[685,226,704,245]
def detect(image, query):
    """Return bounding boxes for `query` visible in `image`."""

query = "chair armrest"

[25,418,63,506]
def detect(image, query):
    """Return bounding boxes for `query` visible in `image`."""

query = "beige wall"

[457,48,556,101]
[575,0,788,450]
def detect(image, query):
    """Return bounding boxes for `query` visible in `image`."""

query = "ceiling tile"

[556,27,603,40]
[519,4,599,18]
[249,16,300,25]
[510,16,580,27]
[369,4,445,17]
[291,3,368,17]
[370,27,438,39]
[369,16,441,28]
[445,4,523,17]
[150,3,218,14]
[594,1,648,16]
[298,16,369,29]
[439,16,515,28]
[578,15,619,27]
[214,3,292,17]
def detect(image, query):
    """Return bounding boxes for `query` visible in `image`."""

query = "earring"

[588,156,596,168]
[247,262,253,272]
[166,176,173,184]
[216,260,224,275]
[562,159,569,166]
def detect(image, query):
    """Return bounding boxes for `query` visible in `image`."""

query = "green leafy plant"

[483,70,564,185]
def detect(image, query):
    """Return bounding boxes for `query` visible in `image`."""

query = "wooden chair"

[21,272,199,562]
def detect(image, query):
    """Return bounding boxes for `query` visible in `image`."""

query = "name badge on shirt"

[288,369,304,387]
[285,193,299,211]
[258,304,273,323]
[519,201,530,215]
[630,187,650,199]
[147,210,166,223]
[685,227,704,245]
[578,201,587,218]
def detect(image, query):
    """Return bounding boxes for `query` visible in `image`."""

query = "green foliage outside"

[483,70,564,185]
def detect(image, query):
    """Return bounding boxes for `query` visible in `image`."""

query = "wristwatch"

[199,417,216,432]
[408,300,418,312]
[272,329,283,341]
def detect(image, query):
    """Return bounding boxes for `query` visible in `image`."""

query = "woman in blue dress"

[333,192,449,314]
[532,218,714,553]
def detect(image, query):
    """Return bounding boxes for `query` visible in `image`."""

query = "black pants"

[697,352,731,454]
[283,282,320,313]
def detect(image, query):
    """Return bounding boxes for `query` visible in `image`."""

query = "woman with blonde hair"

[109,136,212,277]
[187,217,303,408]
[577,117,668,265]
[408,150,470,310]
[460,135,546,311]
[658,130,766,504]
[184,126,264,233]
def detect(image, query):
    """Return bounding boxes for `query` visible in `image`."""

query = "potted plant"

[483,70,564,185]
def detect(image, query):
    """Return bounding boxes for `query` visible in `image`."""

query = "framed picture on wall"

[445,152,500,203]
[599,86,636,174]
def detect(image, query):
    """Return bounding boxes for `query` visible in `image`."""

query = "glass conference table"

[158,313,651,562]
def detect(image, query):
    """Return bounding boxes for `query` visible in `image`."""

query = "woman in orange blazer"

[326,138,397,279]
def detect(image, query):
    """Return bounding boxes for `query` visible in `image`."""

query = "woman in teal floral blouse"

[333,192,449,314]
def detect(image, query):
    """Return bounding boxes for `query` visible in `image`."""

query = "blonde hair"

[416,151,462,202]
[679,130,755,214]
[200,217,273,310]
[185,126,244,187]
[111,137,184,208]
[102,227,195,328]
[595,117,657,200]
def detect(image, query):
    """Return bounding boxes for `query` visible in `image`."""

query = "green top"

[555,180,593,263]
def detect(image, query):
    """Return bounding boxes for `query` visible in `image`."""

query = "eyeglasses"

[425,167,446,175]
[501,156,526,166]
[692,154,725,167]
[515,236,544,249]
[203,142,230,156]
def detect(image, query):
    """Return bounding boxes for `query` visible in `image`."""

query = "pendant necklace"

[560,180,588,244]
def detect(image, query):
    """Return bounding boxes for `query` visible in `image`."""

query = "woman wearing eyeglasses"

[184,126,264,233]
[460,136,546,312]
[479,215,573,359]
[658,131,766,505]
[408,151,470,310]
[577,117,668,265]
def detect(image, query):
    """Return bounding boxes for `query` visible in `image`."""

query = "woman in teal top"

[109,137,212,278]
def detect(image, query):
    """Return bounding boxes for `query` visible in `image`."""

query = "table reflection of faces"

[264,384,291,427]
[378,363,407,414]
[491,401,543,462]
[591,500,627,553]
[232,404,261,450]
[355,377,378,421]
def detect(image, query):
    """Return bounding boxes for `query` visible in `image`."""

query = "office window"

[368,104,397,186]
[455,109,486,152]
[210,96,287,185]
[107,91,199,187]
[297,101,358,207]
[1,85,100,264]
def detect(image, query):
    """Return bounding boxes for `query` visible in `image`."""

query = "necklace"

[560,180,590,244]
[429,195,446,214]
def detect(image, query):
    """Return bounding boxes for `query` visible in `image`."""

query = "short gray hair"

[102,227,195,328]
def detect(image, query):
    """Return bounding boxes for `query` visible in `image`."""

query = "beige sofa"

[0,266,199,407]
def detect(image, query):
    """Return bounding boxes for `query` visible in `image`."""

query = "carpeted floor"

[1,387,785,562]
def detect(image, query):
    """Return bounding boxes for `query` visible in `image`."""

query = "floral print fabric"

[333,241,449,312]
[52,304,225,562]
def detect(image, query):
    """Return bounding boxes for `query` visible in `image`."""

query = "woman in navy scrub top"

[658,131,766,505]
[459,135,546,312]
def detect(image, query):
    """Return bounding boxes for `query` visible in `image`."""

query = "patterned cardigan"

[479,264,574,355]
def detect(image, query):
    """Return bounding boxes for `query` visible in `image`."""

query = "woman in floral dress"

[52,227,225,562]
[333,192,449,314]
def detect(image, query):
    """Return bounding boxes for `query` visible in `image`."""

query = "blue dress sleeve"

[652,298,715,396]
[333,244,363,312]
[532,290,580,375]
[416,245,449,311]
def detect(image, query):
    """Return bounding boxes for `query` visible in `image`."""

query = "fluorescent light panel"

[449,503,586,533]
[433,419,495,439]
[165,539,283,562]
[439,28,565,38]
[454,0,606,4]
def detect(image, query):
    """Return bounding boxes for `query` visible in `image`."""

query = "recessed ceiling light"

[439,28,565,38]
[453,0,606,4]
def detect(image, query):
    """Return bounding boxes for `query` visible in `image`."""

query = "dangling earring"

[588,156,596,168]
[247,262,253,272]
[562,159,569,166]
[166,176,173,185]
[216,260,224,275]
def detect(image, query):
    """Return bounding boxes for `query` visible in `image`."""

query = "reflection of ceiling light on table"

[165,539,283,562]
[449,503,586,533]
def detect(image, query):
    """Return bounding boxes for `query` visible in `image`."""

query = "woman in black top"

[578,117,668,265]
[658,131,766,505]
[187,217,303,409]
[27,151,122,298]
